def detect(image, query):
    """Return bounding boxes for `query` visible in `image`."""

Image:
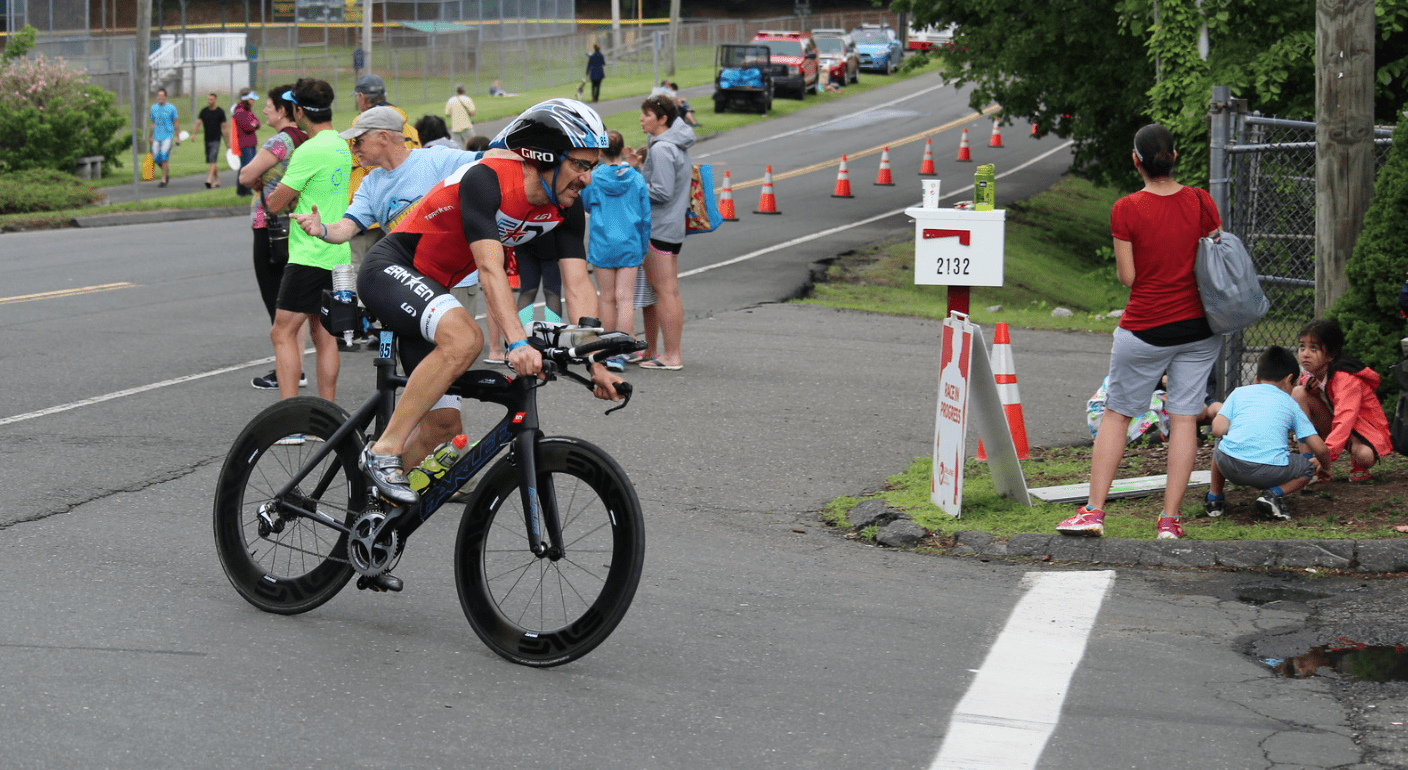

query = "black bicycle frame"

[268,330,564,558]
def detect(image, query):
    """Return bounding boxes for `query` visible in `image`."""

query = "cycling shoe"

[357,573,404,592]
[359,446,419,507]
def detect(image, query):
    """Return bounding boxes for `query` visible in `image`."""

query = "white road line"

[0,141,1073,427]
[694,82,951,160]
[929,570,1115,770]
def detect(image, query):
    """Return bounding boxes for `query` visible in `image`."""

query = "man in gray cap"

[343,74,420,348]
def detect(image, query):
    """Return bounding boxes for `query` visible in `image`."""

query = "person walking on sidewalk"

[147,88,180,187]
[444,84,477,147]
[195,93,227,188]
[1057,123,1222,541]
[586,44,607,102]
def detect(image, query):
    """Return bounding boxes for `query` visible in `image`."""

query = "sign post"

[909,204,1028,517]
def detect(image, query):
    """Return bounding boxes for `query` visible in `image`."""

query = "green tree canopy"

[896,0,1408,190]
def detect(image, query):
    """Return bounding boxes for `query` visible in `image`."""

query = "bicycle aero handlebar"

[529,326,646,410]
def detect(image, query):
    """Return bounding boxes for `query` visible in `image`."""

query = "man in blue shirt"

[147,88,181,187]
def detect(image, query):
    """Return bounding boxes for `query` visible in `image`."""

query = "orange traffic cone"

[718,170,739,221]
[754,165,780,215]
[919,138,937,175]
[874,147,895,186]
[831,155,854,198]
[976,322,1031,461]
[988,119,1004,148]
[955,128,972,162]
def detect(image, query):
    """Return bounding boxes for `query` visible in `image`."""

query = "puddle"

[1235,586,1330,605]
[1264,643,1408,681]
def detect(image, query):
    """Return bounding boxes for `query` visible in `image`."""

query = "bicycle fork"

[511,417,566,561]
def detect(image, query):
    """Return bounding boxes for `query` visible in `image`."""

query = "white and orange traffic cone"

[955,128,972,162]
[976,322,1031,461]
[988,118,1004,148]
[831,155,854,198]
[919,138,937,175]
[718,169,739,221]
[874,147,895,186]
[754,165,780,215]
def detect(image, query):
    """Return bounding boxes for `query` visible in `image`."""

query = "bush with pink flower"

[0,26,129,175]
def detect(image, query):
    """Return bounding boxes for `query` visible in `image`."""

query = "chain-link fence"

[23,10,897,120]
[1214,113,1395,394]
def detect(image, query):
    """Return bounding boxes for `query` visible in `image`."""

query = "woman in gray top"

[627,93,694,370]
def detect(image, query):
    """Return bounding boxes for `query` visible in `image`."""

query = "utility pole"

[666,0,679,76]
[1314,0,1375,316]
[611,0,620,53]
[136,0,152,195]
[363,0,373,75]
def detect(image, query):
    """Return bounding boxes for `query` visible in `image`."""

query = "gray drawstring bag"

[1194,194,1268,334]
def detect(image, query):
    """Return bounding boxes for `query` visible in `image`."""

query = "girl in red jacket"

[1293,319,1393,481]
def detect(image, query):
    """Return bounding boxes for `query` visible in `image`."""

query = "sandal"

[624,351,653,364]
[640,359,683,371]
[1350,466,1372,483]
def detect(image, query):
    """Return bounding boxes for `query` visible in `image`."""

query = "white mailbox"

[906,207,1007,287]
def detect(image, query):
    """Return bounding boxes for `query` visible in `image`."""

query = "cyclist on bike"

[357,98,624,507]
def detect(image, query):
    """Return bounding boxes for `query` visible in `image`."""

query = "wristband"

[321,223,329,240]
[506,339,529,353]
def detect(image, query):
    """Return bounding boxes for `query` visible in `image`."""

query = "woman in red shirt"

[1058,124,1223,541]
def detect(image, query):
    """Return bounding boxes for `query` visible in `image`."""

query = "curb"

[72,206,248,228]
[945,530,1408,573]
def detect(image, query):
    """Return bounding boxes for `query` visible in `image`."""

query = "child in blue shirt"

[581,129,651,372]
[1205,346,1331,520]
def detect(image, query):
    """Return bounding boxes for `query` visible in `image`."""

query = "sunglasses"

[563,156,599,174]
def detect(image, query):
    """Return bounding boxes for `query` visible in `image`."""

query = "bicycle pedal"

[356,573,404,593]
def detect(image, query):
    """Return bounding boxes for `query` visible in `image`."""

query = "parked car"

[811,30,860,86]
[908,23,957,51]
[850,23,903,74]
[751,30,818,99]
[712,43,775,115]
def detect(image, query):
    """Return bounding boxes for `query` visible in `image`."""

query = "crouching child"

[1204,346,1332,521]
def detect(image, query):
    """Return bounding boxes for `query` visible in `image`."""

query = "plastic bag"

[1087,377,1168,444]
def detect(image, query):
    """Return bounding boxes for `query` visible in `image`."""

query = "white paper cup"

[922,179,941,208]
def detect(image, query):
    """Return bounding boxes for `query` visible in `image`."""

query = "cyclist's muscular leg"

[404,407,466,469]
[369,307,482,457]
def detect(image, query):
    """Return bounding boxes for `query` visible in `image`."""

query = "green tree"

[0,51,129,175]
[1,25,37,64]
[1330,114,1408,387]
[896,0,1408,191]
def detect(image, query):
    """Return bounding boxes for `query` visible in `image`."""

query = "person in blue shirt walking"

[147,88,181,187]
[585,43,607,103]
[581,129,650,372]
[1204,346,1332,521]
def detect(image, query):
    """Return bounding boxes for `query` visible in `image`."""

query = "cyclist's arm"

[555,206,624,400]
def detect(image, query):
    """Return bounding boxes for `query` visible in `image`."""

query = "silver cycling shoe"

[359,445,419,507]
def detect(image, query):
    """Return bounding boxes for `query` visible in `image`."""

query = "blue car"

[851,24,902,74]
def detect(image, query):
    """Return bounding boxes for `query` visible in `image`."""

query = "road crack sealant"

[0,458,214,532]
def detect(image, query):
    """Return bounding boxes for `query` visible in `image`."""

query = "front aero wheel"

[213,396,362,614]
[454,438,645,667]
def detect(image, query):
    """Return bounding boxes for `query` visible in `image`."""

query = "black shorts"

[276,263,334,315]
[649,238,682,256]
[359,238,463,373]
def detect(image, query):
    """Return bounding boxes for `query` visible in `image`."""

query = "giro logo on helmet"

[520,147,555,163]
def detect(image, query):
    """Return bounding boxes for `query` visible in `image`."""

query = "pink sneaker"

[1156,515,1185,540]
[1057,505,1105,537]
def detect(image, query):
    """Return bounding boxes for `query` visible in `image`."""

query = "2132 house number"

[937,257,970,276]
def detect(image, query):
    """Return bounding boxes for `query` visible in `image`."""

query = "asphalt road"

[3,74,1407,769]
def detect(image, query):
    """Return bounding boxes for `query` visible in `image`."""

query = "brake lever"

[604,381,632,416]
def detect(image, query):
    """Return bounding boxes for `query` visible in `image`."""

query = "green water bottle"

[974,163,996,211]
[407,434,469,493]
